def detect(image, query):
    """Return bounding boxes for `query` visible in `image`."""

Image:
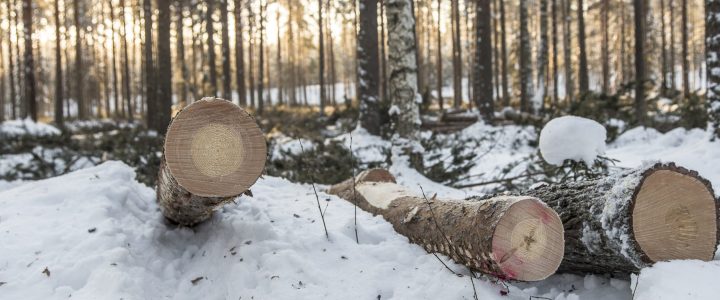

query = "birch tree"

[708,0,720,138]
[357,0,381,135]
[386,0,419,138]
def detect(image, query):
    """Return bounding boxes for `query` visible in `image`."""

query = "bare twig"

[350,133,359,244]
[297,138,329,240]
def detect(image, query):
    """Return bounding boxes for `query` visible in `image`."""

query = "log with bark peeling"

[519,162,718,274]
[156,97,266,226]
[328,169,565,281]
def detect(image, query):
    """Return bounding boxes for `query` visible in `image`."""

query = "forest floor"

[1,118,720,299]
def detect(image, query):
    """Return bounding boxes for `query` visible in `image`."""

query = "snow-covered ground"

[2,120,720,299]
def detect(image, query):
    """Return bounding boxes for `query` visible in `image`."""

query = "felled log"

[156,97,266,226]
[328,169,565,281]
[523,162,718,274]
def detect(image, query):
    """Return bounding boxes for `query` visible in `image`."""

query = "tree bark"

[257,0,266,114]
[158,0,172,134]
[473,0,493,122]
[357,0,381,135]
[276,9,283,105]
[220,0,232,100]
[601,0,610,94]
[634,0,646,125]
[451,0,462,108]
[22,0,35,121]
[143,0,156,130]
[54,0,64,126]
[235,0,246,106]
[318,0,325,116]
[156,97,266,226]
[120,0,133,120]
[551,0,558,104]
[660,0,667,94]
[436,0,442,111]
[562,0,573,103]
[328,169,565,282]
[6,0,17,120]
[523,163,718,274]
[709,0,720,138]
[386,0,420,139]
[207,0,218,96]
[519,0,533,112]
[681,0,689,96]
[499,0,509,107]
[576,0,588,94]
[177,0,189,104]
[538,0,549,111]
[74,0,85,119]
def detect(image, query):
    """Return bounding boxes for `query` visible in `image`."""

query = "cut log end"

[492,198,565,281]
[632,169,718,263]
[164,97,267,197]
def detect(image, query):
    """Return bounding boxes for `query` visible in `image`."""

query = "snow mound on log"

[0,118,61,137]
[632,260,720,300]
[539,116,607,166]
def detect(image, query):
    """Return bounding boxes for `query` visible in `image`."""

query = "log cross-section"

[329,169,565,281]
[523,162,718,274]
[156,97,267,226]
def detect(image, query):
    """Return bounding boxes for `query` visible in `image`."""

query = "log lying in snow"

[522,162,718,274]
[156,97,266,226]
[328,169,565,281]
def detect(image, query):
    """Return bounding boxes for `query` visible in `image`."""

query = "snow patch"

[539,116,607,166]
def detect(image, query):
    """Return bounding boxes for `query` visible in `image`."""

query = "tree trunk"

[357,0,381,135]
[499,0,509,107]
[562,0,573,103]
[74,0,85,119]
[601,0,610,94]
[6,0,17,120]
[22,0,35,121]
[257,0,266,114]
[177,0,189,104]
[220,0,232,100]
[54,0,64,126]
[247,3,255,107]
[157,0,172,134]
[576,0,588,94]
[120,0,133,121]
[0,21,5,122]
[328,169,565,281]
[318,0,325,116]
[276,9,283,105]
[235,0,246,106]
[451,0,462,108]
[708,0,720,138]
[386,0,420,139]
[660,0,667,94]
[157,97,266,226]
[538,0,549,111]
[380,0,388,104]
[109,0,120,118]
[669,0,675,90]
[524,163,718,274]
[519,0,533,112]
[144,0,156,130]
[681,0,689,96]
[551,0,558,104]
[474,0,493,122]
[436,0,442,111]
[207,0,218,96]
[634,0,646,125]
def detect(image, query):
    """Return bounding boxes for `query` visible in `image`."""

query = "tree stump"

[156,97,266,226]
[328,169,565,281]
[523,162,718,274]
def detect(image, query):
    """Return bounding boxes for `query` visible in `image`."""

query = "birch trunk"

[708,0,720,138]
[386,0,420,138]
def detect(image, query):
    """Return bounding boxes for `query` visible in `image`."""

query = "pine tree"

[54,0,64,126]
[357,0,381,135]
[235,0,246,106]
[474,0,493,122]
[22,0,36,121]
[220,0,232,100]
[634,0,646,125]
[158,0,173,133]
[519,0,533,112]
[143,0,156,129]
[576,0,588,94]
